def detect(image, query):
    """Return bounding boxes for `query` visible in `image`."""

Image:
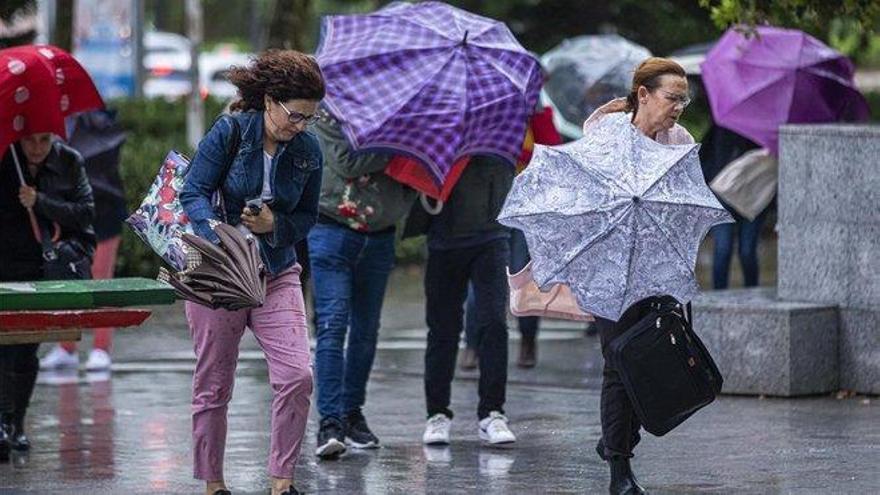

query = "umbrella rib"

[642,198,726,211]
[620,208,639,318]
[639,205,694,275]
[321,46,448,70]
[542,203,636,282]
[632,148,696,199]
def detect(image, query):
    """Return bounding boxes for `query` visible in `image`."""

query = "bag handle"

[213,116,242,223]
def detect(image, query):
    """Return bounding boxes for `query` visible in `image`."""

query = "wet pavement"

[2,266,879,494]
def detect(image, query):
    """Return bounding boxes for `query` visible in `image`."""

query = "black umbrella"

[68,110,126,203]
[159,222,266,310]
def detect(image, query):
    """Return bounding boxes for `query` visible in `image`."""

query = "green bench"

[0,278,176,345]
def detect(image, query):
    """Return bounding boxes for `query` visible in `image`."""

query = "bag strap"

[214,115,242,223]
[38,218,57,262]
[685,301,693,325]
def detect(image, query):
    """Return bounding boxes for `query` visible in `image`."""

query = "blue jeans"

[711,209,767,289]
[465,228,537,348]
[309,222,396,420]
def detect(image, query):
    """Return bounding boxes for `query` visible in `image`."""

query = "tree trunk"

[266,0,312,51]
[54,0,73,51]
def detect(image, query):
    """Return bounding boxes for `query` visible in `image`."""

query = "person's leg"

[424,247,471,419]
[470,239,511,420]
[308,224,360,422]
[0,343,39,451]
[738,211,767,288]
[711,223,735,290]
[91,236,122,356]
[342,232,396,418]
[509,228,538,340]
[186,301,247,485]
[509,229,539,365]
[459,285,480,371]
[248,266,312,489]
[595,301,653,461]
[463,285,479,349]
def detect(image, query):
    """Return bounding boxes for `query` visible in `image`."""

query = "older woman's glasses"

[277,100,318,125]
[657,89,691,109]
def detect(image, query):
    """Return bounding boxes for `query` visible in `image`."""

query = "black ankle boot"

[608,457,647,494]
[0,418,11,463]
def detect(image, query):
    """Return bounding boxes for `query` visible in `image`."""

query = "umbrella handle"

[9,147,43,243]
[420,193,444,215]
[26,207,43,243]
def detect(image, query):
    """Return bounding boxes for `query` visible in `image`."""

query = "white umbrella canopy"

[499,113,732,321]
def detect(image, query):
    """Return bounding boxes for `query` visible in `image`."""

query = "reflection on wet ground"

[4,244,878,493]
[3,354,878,494]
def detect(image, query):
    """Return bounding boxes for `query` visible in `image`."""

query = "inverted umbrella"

[316,1,543,185]
[159,222,266,310]
[701,26,870,154]
[498,113,732,321]
[1,44,104,241]
[541,35,651,140]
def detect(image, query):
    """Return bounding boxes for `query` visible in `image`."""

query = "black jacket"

[0,142,96,279]
[699,125,759,183]
[403,155,513,241]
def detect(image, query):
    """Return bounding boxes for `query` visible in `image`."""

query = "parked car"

[143,33,250,100]
[143,31,192,99]
[199,47,251,100]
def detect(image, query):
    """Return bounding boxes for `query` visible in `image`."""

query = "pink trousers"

[185,265,312,481]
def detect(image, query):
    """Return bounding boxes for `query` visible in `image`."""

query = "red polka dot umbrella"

[1,44,104,242]
[0,44,104,155]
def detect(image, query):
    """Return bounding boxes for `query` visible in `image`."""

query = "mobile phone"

[245,198,263,215]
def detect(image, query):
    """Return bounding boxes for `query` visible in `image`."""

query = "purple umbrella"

[701,26,870,154]
[316,1,543,184]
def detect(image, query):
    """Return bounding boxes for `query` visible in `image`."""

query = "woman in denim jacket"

[180,50,324,495]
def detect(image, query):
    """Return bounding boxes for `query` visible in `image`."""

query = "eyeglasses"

[276,100,318,125]
[657,89,691,109]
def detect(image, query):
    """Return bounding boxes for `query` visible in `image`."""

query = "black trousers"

[0,263,42,428]
[424,239,510,420]
[594,298,658,460]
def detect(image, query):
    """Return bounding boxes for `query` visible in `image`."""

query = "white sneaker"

[479,411,516,445]
[39,346,79,370]
[85,349,112,371]
[422,414,452,445]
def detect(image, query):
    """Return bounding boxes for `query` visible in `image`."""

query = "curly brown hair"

[227,49,325,112]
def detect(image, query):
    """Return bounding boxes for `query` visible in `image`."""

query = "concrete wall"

[777,125,880,393]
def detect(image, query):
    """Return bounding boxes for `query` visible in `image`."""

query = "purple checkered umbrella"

[701,26,870,154]
[316,1,543,184]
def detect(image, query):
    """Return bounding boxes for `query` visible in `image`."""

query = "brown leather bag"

[508,261,593,322]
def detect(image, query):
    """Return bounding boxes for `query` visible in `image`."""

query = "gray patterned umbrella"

[498,113,732,321]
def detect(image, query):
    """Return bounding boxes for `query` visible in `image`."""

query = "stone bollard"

[777,125,880,394]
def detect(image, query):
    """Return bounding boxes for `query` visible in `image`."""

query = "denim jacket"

[180,111,323,275]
